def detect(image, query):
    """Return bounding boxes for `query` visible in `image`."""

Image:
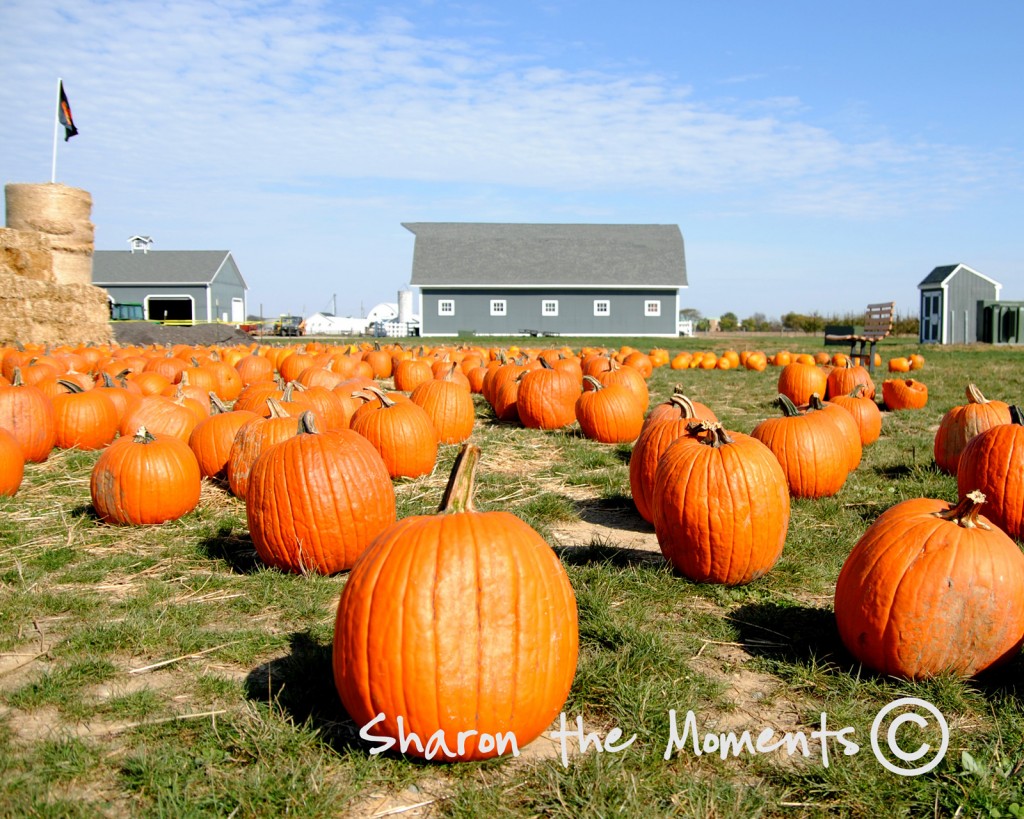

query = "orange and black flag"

[58,81,78,141]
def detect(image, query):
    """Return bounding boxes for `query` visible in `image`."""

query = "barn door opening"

[147,297,194,323]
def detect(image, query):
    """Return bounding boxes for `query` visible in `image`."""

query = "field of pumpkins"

[1,335,1023,817]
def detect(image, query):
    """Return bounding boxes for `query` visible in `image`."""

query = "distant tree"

[743,312,769,332]
[696,318,711,332]
[719,311,739,331]
[679,307,702,322]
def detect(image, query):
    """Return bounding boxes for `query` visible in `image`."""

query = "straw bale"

[0,272,113,346]
[0,228,55,282]
[5,183,94,285]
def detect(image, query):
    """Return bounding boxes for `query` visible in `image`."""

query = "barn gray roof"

[403,223,687,288]
[917,263,1001,289]
[93,250,244,287]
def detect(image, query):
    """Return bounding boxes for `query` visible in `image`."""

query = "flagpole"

[51,77,62,184]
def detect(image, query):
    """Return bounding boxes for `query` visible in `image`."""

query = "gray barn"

[93,237,248,324]
[404,223,687,337]
[918,263,1001,344]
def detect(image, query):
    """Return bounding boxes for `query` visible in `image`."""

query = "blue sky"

[2,0,1021,323]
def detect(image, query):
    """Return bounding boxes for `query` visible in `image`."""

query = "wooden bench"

[823,302,895,372]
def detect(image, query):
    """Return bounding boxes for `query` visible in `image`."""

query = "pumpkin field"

[1,334,1023,818]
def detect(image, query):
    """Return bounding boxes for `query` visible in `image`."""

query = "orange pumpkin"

[933,384,1011,475]
[834,492,1024,679]
[881,378,928,411]
[333,444,578,760]
[246,412,397,574]
[956,406,1024,541]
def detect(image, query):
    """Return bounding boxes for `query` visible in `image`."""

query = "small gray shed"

[93,237,248,324]
[404,223,688,337]
[917,263,1001,345]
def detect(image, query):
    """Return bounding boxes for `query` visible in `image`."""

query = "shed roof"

[403,223,686,288]
[918,263,1001,289]
[93,250,245,288]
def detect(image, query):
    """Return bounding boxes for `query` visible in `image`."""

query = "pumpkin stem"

[357,385,395,408]
[582,374,604,391]
[438,443,480,515]
[773,394,802,417]
[1010,405,1024,426]
[266,397,291,418]
[686,420,733,447]
[11,367,25,387]
[806,393,828,411]
[133,426,157,444]
[668,394,697,418]
[297,410,319,435]
[933,490,991,530]
[209,393,228,414]
[849,384,868,399]
[965,383,989,405]
[56,379,86,394]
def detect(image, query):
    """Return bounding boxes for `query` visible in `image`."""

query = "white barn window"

[594,299,610,317]
[645,300,661,317]
[542,299,558,316]
[438,299,454,316]
[490,299,507,316]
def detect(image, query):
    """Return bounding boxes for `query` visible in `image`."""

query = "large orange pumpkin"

[0,368,57,462]
[246,413,396,574]
[0,427,25,496]
[90,427,202,525]
[652,422,790,585]
[933,384,1011,475]
[776,362,828,406]
[956,406,1024,541]
[333,444,578,760]
[834,492,1024,679]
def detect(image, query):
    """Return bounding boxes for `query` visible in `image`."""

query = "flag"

[58,81,78,141]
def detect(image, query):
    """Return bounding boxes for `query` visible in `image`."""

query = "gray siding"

[420,288,678,336]
[104,284,208,321]
[947,270,997,344]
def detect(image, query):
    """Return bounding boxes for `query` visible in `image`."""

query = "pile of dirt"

[112,322,256,348]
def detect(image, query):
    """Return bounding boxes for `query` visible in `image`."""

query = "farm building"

[93,236,248,324]
[917,263,1019,345]
[301,312,370,336]
[404,223,687,337]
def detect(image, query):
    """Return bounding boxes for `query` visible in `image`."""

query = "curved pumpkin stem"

[356,385,396,409]
[57,379,87,394]
[582,374,605,392]
[1010,405,1024,426]
[965,383,990,405]
[773,394,802,417]
[933,490,991,530]
[667,394,698,418]
[266,397,291,418]
[806,393,828,412]
[848,384,868,399]
[209,393,229,414]
[297,410,320,435]
[438,443,480,515]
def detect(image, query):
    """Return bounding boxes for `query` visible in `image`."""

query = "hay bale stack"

[0,272,113,346]
[5,183,94,286]
[0,227,55,282]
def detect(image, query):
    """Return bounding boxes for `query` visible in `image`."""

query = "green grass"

[1,333,1023,817]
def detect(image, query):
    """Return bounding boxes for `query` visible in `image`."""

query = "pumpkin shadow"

[244,630,365,753]
[571,494,652,534]
[726,601,856,674]
[554,542,663,569]
[196,524,263,574]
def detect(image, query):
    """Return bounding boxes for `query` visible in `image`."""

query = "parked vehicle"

[273,315,303,336]
[110,303,145,321]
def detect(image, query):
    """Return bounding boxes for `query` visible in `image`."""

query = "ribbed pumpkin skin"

[188,409,259,479]
[934,385,1011,475]
[652,426,790,585]
[52,388,119,450]
[119,395,199,443]
[575,381,643,443]
[246,428,396,574]
[834,496,1024,679]
[516,366,580,430]
[334,492,577,760]
[0,428,25,496]
[411,377,475,444]
[881,379,929,410]
[750,400,850,499]
[226,407,301,499]
[350,396,438,479]
[90,431,202,524]
[957,416,1024,541]
[0,377,56,462]
[830,388,882,446]
[777,362,828,406]
[826,362,875,401]
[630,418,697,523]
